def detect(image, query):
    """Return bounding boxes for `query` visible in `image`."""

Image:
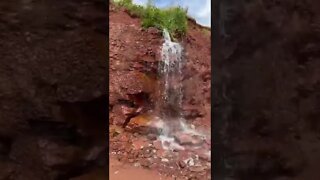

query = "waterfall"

[156,29,184,135]
[151,29,207,151]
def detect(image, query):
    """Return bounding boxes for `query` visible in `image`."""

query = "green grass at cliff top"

[114,0,188,38]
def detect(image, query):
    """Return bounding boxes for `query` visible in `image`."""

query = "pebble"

[133,162,141,167]
[161,158,169,162]
[178,160,186,168]
[147,134,157,141]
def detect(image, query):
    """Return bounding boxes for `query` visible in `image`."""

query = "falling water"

[155,29,185,135]
[150,29,207,151]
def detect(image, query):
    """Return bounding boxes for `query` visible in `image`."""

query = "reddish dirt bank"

[109,2,211,180]
[109,157,171,180]
[0,0,107,179]
[215,0,320,179]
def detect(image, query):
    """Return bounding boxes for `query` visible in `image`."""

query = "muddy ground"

[0,0,107,179]
[216,0,320,179]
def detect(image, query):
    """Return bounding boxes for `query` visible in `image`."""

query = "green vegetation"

[113,0,188,38]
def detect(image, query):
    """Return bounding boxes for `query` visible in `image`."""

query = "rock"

[189,166,206,172]
[190,135,205,146]
[153,140,162,150]
[178,160,187,168]
[196,150,210,161]
[140,159,151,168]
[147,134,157,141]
[161,158,169,162]
[174,132,204,146]
[184,158,195,166]
[120,105,135,116]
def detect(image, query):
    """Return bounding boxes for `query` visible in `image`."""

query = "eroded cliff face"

[109,4,211,129]
[217,0,320,179]
[109,3,212,179]
[0,0,107,179]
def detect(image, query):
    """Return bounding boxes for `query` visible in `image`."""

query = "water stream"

[157,29,184,123]
[152,29,206,150]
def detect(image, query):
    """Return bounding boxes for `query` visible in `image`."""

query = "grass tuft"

[113,0,188,38]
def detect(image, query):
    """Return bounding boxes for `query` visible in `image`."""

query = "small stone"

[121,105,135,115]
[178,160,186,168]
[174,132,194,145]
[191,135,204,145]
[147,134,157,141]
[175,132,205,146]
[196,150,210,161]
[133,162,141,167]
[161,158,169,162]
[184,158,195,166]
[141,159,151,168]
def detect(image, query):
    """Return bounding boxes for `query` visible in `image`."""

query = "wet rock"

[195,149,210,161]
[174,132,204,146]
[178,160,187,168]
[147,134,157,141]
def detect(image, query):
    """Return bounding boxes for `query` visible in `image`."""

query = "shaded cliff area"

[216,0,320,179]
[0,0,107,179]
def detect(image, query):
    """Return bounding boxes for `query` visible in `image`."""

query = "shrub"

[113,0,188,39]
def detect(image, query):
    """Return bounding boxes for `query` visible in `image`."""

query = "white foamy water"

[156,29,185,134]
[153,29,205,141]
